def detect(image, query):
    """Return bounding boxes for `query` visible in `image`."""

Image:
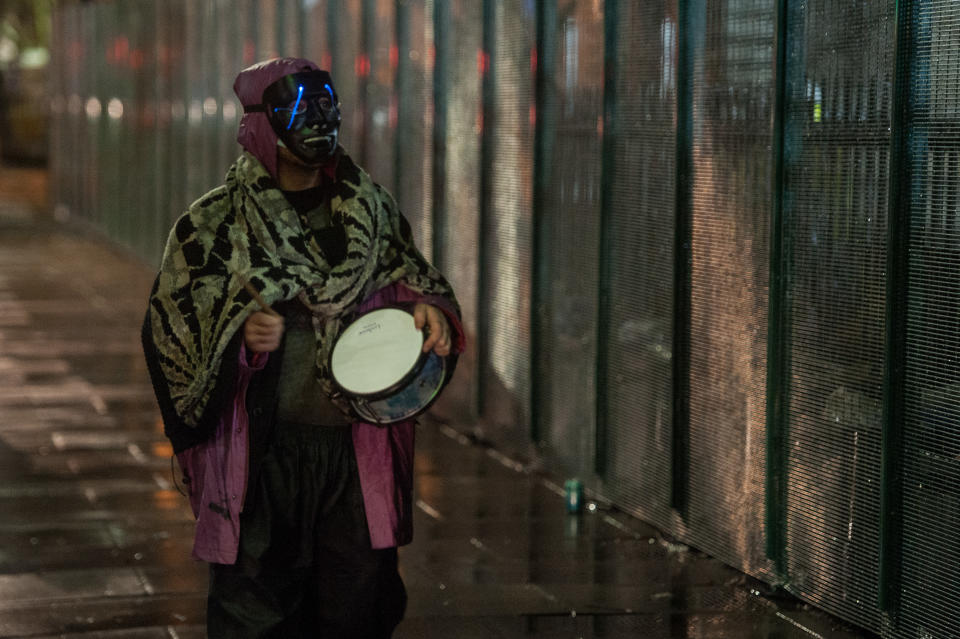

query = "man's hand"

[413,304,451,356]
[244,311,285,353]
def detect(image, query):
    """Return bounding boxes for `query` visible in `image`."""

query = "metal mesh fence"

[363,0,396,193]
[393,0,433,252]
[431,0,482,422]
[601,0,677,528]
[780,0,892,631]
[302,0,327,71]
[480,0,535,449]
[164,0,189,240]
[901,3,960,638]
[685,0,773,579]
[537,1,603,477]
[329,0,363,159]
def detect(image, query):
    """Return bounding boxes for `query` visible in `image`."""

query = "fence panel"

[901,3,960,638]
[780,1,893,631]
[684,0,775,579]
[599,1,678,528]
[328,0,363,159]
[535,0,603,475]
[476,0,535,447]
[393,0,434,252]
[363,0,396,193]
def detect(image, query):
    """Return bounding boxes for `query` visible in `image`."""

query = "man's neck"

[276,156,323,191]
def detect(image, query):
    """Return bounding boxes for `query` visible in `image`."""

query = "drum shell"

[329,307,449,424]
[349,351,448,424]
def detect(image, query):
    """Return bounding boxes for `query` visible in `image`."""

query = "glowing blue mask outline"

[271,84,337,131]
[285,85,304,130]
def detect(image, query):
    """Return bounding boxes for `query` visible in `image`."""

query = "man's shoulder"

[171,184,231,230]
[187,184,231,215]
[163,185,233,245]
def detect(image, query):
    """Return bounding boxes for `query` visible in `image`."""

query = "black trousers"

[207,422,407,638]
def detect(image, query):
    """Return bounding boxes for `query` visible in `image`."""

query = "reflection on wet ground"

[0,193,873,637]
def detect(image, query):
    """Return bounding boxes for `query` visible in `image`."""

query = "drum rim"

[351,353,448,424]
[329,305,431,400]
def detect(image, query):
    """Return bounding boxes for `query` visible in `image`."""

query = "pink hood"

[233,57,321,180]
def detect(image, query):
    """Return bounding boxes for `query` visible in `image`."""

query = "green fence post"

[326,1,338,93]
[594,0,618,477]
[360,0,374,168]
[531,0,556,447]
[477,0,495,418]
[297,0,307,56]
[765,0,791,577]
[394,0,409,209]
[879,0,913,617]
[431,0,448,268]
[671,0,694,517]
[275,0,286,56]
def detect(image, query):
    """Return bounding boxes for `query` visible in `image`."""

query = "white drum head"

[331,308,424,396]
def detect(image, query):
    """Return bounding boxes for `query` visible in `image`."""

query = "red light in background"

[390,45,399,69]
[529,104,536,127]
[321,52,333,70]
[530,47,537,73]
[111,36,129,65]
[477,49,489,76]
[355,53,370,77]
[140,106,155,128]
[129,49,144,70]
[243,41,255,65]
[428,45,436,71]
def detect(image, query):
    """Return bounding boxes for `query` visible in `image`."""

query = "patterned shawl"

[145,150,456,427]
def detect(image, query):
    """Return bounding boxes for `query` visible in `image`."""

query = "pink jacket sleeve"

[352,282,465,549]
[174,344,267,564]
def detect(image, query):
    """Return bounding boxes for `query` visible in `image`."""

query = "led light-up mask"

[252,70,341,165]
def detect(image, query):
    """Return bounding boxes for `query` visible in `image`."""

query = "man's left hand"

[413,303,452,356]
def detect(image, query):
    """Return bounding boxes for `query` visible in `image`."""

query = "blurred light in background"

[85,97,101,119]
[0,37,18,64]
[203,97,218,117]
[188,99,203,125]
[107,98,123,120]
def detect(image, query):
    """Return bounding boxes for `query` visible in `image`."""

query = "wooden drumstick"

[238,275,280,317]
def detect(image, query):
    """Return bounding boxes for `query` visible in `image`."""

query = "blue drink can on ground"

[564,479,583,513]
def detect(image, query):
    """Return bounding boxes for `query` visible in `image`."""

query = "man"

[142,57,462,638]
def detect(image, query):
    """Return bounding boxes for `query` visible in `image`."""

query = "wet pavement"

[0,170,875,638]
